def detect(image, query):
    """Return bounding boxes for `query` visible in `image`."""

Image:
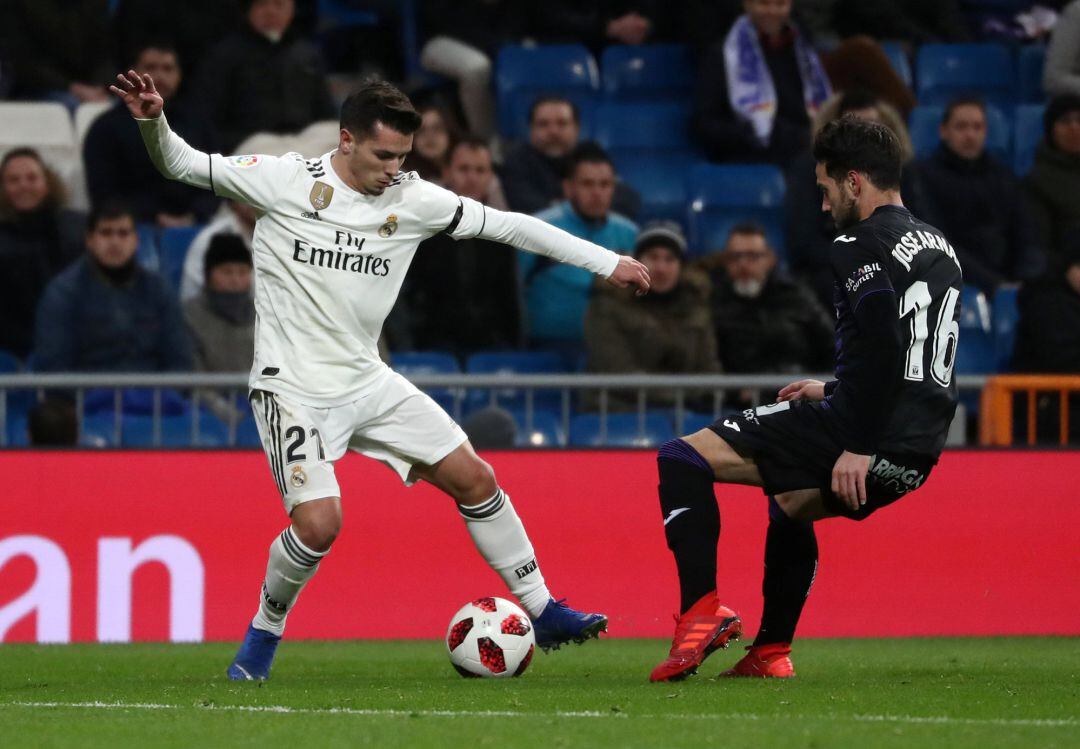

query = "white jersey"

[209,151,485,407]
[137,115,621,409]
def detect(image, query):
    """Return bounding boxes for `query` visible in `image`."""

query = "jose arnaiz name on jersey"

[291,230,391,277]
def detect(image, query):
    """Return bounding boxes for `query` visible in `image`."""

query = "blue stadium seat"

[0,349,20,373]
[908,104,1011,162]
[686,164,786,257]
[496,45,599,140]
[915,44,1016,107]
[992,285,1020,372]
[119,411,229,448]
[613,153,697,223]
[509,409,566,447]
[568,412,675,447]
[159,225,202,291]
[955,286,996,375]
[392,350,461,413]
[1013,104,1045,175]
[135,222,159,271]
[316,0,379,27]
[600,44,695,102]
[465,350,566,412]
[5,413,28,447]
[593,101,694,152]
[81,412,119,447]
[83,388,189,416]
[1018,45,1046,103]
[235,416,263,448]
[880,41,912,88]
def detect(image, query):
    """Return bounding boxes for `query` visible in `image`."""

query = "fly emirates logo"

[891,230,962,272]
[292,230,392,277]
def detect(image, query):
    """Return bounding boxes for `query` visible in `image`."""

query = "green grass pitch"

[1,638,1077,748]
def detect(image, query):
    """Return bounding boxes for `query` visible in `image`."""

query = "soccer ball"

[446,597,536,678]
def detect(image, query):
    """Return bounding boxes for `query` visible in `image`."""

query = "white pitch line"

[2,701,1077,728]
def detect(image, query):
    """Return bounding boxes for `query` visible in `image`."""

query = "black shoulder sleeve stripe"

[478,205,487,236]
[208,153,215,195]
[443,200,464,235]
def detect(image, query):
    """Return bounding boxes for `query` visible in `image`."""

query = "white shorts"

[250,371,468,512]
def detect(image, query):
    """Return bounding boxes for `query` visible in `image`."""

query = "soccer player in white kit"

[109,71,651,680]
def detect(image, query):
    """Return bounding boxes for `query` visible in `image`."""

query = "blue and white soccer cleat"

[226,623,282,681]
[531,598,608,652]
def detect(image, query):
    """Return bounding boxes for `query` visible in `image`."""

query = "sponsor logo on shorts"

[869,456,925,493]
[514,559,538,579]
[741,409,759,425]
[290,465,307,489]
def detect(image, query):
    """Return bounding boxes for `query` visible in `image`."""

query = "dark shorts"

[706,400,937,520]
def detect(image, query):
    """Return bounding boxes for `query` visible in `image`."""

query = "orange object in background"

[979,375,1080,446]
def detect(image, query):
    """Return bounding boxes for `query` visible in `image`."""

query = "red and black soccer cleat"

[649,592,742,682]
[721,642,796,678]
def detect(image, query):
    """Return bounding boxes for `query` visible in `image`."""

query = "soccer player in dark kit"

[649,116,963,681]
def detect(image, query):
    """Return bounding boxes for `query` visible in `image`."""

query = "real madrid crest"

[290,465,307,488]
[378,214,398,238]
[309,181,334,211]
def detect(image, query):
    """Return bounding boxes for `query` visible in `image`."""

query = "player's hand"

[108,70,164,119]
[777,379,825,402]
[606,255,651,296]
[831,450,871,512]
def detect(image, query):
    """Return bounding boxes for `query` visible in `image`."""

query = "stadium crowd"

[1,0,1079,445]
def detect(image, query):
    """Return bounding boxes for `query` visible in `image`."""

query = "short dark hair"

[564,141,614,180]
[450,133,491,157]
[130,40,179,69]
[340,79,422,139]
[812,115,903,191]
[87,201,135,231]
[838,89,880,116]
[726,221,768,243]
[942,96,986,125]
[529,96,579,125]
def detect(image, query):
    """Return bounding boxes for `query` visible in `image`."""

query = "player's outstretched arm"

[476,208,651,295]
[109,70,211,190]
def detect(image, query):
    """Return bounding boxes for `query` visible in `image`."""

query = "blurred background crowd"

[1,0,1079,446]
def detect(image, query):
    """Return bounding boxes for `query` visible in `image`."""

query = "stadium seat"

[495,44,599,140]
[392,350,462,414]
[1017,45,1046,103]
[235,416,263,448]
[159,225,202,291]
[915,44,1016,107]
[613,152,698,223]
[5,413,29,447]
[955,286,996,375]
[600,44,695,102]
[593,101,694,153]
[296,120,340,158]
[992,285,1020,372]
[1013,104,1045,175]
[0,349,20,373]
[84,388,189,416]
[880,41,913,89]
[74,101,112,149]
[465,350,566,412]
[908,104,1011,162]
[686,163,786,257]
[0,102,81,209]
[135,222,160,271]
[509,409,566,447]
[81,412,119,448]
[568,412,675,447]
[119,411,230,448]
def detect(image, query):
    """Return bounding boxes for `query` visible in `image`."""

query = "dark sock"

[657,439,719,614]
[755,496,818,646]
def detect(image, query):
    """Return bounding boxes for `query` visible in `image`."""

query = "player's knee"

[453,457,498,505]
[773,493,817,523]
[292,503,342,552]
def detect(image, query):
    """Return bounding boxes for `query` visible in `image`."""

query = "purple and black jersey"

[822,205,962,458]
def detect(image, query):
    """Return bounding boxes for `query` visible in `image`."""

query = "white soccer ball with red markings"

[446,597,536,678]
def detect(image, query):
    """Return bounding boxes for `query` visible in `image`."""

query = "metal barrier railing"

[0,372,991,448]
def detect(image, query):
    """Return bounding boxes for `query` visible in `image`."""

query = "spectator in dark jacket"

[84,42,219,227]
[585,221,719,410]
[0,149,85,358]
[404,137,523,356]
[183,234,255,373]
[1014,243,1080,373]
[831,0,969,44]
[501,97,641,220]
[693,0,832,165]
[914,98,1045,294]
[34,203,192,372]
[1027,94,1080,271]
[2,0,112,107]
[113,0,242,75]
[700,223,834,377]
[196,0,335,151]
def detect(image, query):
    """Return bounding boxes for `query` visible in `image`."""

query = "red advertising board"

[1,450,1077,642]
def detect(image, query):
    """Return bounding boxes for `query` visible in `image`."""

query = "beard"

[832,194,861,230]
[732,278,765,299]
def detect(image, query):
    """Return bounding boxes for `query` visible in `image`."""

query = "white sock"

[251,526,327,636]
[459,489,551,617]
